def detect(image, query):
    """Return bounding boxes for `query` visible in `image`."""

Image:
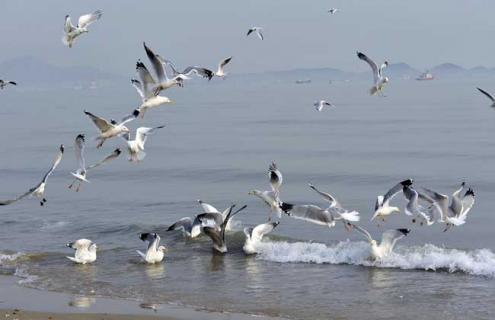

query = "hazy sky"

[1,0,494,75]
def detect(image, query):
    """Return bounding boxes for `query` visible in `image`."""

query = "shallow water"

[0,77,495,319]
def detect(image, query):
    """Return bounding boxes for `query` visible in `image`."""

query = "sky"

[1,0,494,75]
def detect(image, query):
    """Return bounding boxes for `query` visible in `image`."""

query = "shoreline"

[0,275,286,320]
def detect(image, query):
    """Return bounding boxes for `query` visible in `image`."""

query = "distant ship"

[295,79,311,84]
[416,71,434,81]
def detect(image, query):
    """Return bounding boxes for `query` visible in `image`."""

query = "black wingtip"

[60,144,65,153]
[280,202,293,213]
[356,51,365,59]
[400,179,413,187]
[114,148,122,155]
[465,188,475,197]
[136,61,145,69]
[397,228,410,236]
[132,109,140,117]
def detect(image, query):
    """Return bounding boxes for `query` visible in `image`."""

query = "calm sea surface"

[0,77,494,319]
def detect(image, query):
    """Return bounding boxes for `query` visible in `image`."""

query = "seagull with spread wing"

[349,224,410,261]
[476,87,495,108]
[0,80,17,90]
[313,100,333,112]
[0,145,64,206]
[243,221,279,254]
[84,109,139,148]
[247,27,264,40]
[356,51,389,96]
[63,10,103,48]
[68,134,121,192]
[121,126,165,162]
[137,233,167,264]
[372,179,413,222]
[214,57,232,78]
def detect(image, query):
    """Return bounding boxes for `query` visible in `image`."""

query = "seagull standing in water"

[356,51,389,96]
[137,233,167,264]
[243,221,279,254]
[313,100,333,112]
[84,109,139,148]
[372,179,412,222]
[247,27,264,40]
[121,126,165,162]
[132,61,174,118]
[476,88,495,108]
[349,224,410,261]
[63,10,103,48]
[0,80,17,90]
[0,145,64,206]
[66,239,97,264]
[68,134,121,192]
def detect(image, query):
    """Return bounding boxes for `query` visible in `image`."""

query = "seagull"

[0,144,64,206]
[143,43,192,95]
[328,8,339,14]
[163,59,214,83]
[349,224,410,261]
[197,200,237,231]
[247,27,264,40]
[137,233,167,264]
[243,221,279,254]
[200,204,247,253]
[84,109,139,148]
[268,162,283,196]
[307,183,361,223]
[420,183,475,232]
[248,190,282,221]
[121,126,165,162]
[356,51,389,96]
[132,61,174,118]
[0,80,17,90]
[402,184,435,226]
[68,134,121,191]
[167,216,204,238]
[66,239,97,264]
[372,179,413,222]
[476,88,495,108]
[214,57,232,78]
[313,100,333,112]
[280,203,359,229]
[63,10,103,48]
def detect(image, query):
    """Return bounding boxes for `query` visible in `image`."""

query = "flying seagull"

[63,10,103,48]
[200,204,247,253]
[84,109,139,148]
[143,43,192,95]
[167,216,204,238]
[66,239,97,264]
[356,51,389,96]
[214,57,232,78]
[372,179,413,222]
[349,224,410,261]
[328,8,339,14]
[137,233,167,264]
[249,189,282,221]
[420,183,475,231]
[0,144,64,206]
[247,27,264,40]
[476,88,495,108]
[313,100,333,112]
[68,134,121,192]
[307,183,361,223]
[132,61,174,118]
[280,203,359,230]
[243,221,279,254]
[121,126,165,162]
[163,59,214,83]
[402,184,435,226]
[0,80,17,90]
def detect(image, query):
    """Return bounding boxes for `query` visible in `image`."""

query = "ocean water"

[0,77,495,319]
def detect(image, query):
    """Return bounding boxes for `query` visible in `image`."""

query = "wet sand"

[0,276,283,320]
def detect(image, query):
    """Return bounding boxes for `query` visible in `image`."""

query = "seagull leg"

[96,138,105,149]
[76,182,81,192]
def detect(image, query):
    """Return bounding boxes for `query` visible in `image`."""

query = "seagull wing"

[119,109,140,126]
[64,15,75,33]
[218,56,232,73]
[135,126,164,146]
[251,221,279,242]
[380,228,409,252]
[308,183,339,207]
[136,61,156,99]
[84,110,112,133]
[167,217,193,234]
[382,179,412,205]
[350,224,373,242]
[284,204,333,225]
[130,79,145,100]
[256,29,264,40]
[247,28,254,36]
[77,10,103,29]
[198,200,221,214]
[460,189,475,217]
[41,144,64,183]
[182,67,214,80]
[143,43,166,83]
[74,135,86,173]
[357,51,379,84]
[87,148,121,170]
[477,88,495,102]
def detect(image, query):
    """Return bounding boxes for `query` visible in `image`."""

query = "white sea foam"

[255,240,495,277]
[0,252,24,264]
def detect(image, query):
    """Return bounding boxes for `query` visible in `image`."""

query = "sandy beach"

[0,276,284,320]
